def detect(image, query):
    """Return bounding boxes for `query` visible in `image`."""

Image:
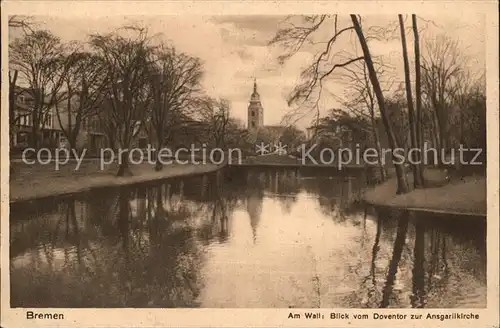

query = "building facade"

[11,87,62,151]
[49,94,108,154]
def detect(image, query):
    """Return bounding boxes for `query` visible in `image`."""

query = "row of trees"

[271,15,486,195]
[9,19,246,175]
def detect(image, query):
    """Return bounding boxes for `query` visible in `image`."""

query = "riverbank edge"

[363,176,487,217]
[9,163,225,204]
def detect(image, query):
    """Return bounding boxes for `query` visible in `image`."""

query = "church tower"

[247,78,264,131]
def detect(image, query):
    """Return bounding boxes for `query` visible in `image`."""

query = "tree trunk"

[116,150,130,176]
[117,121,133,176]
[399,15,423,188]
[68,136,77,156]
[117,127,131,176]
[351,15,409,194]
[436,87,449,154]
[155,139,163,171]
[412,14,426,186]
[9,70,19,149]
[31,113,38,150]
[66,89,73,153]
[369,114,387,181]
[366,69,386,182]
[429,109,440,157]
[372,124,387,181]
[434,102,447,158]
[31,90,44,150]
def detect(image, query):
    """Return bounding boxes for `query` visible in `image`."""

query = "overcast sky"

[12,14,485,129]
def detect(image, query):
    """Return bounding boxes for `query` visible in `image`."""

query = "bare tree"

[89,26,153,176]
[399,14,423,188]
[270,14,410,193]
[453,72,486,152]
[337,60,392,181]
[198,97,232,149]
[8,16,34,32]
[8,70,19,148]
[147,46,203,171]
[10,30,76,149]
[412,14,425,185]
[96,99,118,151]
[269,15,363,125]
[351,15,409,194]
[54,52,109,153]
[421,35,463,156]
[385,95,410,150]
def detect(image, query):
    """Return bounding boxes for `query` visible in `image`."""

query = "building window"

[18,114,31,127]
[252,121,255,128]
[19,95,25,103]
[251,111,255,117]
[44,113,52,128]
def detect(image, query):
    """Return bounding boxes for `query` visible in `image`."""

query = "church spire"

[248,77,263,130]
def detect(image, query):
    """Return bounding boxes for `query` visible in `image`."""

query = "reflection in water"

[381,210,410,308]
[10,168,486,308]
[361,211,383,308]
[411,216,426,308]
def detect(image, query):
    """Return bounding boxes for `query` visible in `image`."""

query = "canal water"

[9,168,486,308]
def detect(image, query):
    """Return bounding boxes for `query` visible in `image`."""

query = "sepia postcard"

[1,1,499,327]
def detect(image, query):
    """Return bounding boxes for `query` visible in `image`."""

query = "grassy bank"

[364,168,486,216]
[10,160,224,203]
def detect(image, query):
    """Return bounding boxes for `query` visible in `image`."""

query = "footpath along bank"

[9,160,225,203]
[363,168,486,216]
